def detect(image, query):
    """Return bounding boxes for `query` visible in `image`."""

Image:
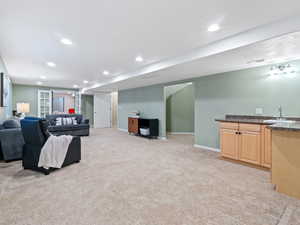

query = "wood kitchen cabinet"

[220,123,239,160]
[239,130,261,165]
[238,124,261,165]
[219,122,271,168]
[220,129,239,160]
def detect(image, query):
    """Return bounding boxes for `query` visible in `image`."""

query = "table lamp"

[17,102,30,118]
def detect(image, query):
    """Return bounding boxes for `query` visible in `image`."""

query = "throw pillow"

[67,117,73,125]
[56,117,63,126]
[63,117,73,125]
[71,117,78,125]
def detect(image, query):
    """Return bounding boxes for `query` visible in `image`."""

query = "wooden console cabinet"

[128,117,159,138]
[219,122,271,168]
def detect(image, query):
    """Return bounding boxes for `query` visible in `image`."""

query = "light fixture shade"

[17,103,30,113]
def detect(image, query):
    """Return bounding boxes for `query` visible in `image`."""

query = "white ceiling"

[95,31,300,91]
[1,0,300,90]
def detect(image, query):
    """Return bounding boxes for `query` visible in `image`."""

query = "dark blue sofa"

[46,114,90,136]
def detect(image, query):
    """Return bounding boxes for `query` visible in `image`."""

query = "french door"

[38,90,52,118]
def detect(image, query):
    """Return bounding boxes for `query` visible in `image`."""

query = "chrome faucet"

[278,106,283,120]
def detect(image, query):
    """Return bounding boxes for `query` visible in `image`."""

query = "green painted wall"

[166,84,194,133]
[118,59,300,147]
[118,85,165,136]
[194,61,300,149]
[12,84,78,117]
[81,94,94,125]
[12,84,39,116]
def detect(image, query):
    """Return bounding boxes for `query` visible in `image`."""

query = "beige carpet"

[0,128,300,225]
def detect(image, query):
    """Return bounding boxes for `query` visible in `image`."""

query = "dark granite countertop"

[215,115,300,131]
[215,118,274,125]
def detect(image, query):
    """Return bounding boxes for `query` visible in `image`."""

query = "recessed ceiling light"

[135,56,144,62]
[103,70,110,76]
[208,24,220,32]
[73,84,78,88]
[83,80,89,84]
[46,62,56,67]
[40,75,46,80]
[60,38,73,45]
[36,81,43,85]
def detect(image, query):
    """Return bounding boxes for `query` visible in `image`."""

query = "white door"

[94,93,111,128]
[38,90,52,118]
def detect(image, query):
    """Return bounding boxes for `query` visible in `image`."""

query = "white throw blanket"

[38,135,73,169]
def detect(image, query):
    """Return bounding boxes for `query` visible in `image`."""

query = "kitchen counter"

[268,122,300,131]
[215,115,300,126]
[216,115,300,199]
[215,118,273,125]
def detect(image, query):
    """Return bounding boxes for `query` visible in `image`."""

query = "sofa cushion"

[46,114,61,126]
[39,119,50,139]
[63,117,73,125]
[48,124,89,132]
[64,114,82,124]
[71,117,78,125]
[3,119,21,129]
[46,114,83,125]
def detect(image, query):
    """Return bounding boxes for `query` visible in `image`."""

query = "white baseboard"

[159,136,167,140]
[194,144,220,153]
[118,128,128,132]
[168,132,194,135]
[118,128,166,140]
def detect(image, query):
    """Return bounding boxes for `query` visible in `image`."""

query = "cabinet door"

[128,118,139,134]
[128,118,134,133]
[262,126,272,168]
[238,131,261,165]
[220,129,238,160]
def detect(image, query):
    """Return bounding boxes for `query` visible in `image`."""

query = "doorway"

[111,92,118,128]
[81,94,94,127]
[94,93,112,128]
[164,82,195,144]
[52,90,77,114]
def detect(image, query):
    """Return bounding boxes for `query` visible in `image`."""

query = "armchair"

[20,118,81,175]
[0,120,25,162]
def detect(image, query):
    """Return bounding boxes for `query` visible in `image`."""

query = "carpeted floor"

[1,128,300,225]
